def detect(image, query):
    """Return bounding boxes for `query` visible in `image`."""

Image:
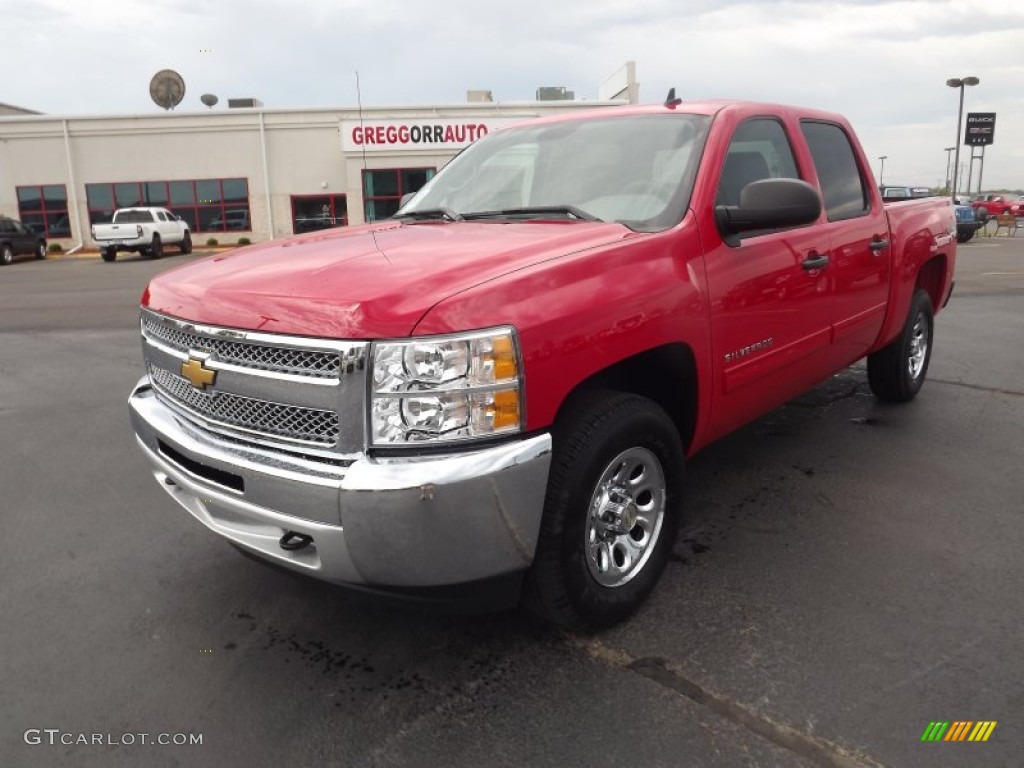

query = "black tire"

[523,391,684,630]
[957,230,974,244]
[35,241,46,259]
[1,244,12,266]
[180,230,192,254]
[101,248,116,262]
[867,288,934,402]
[147,235,163,259]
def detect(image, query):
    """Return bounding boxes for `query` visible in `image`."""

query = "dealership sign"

[964,113,996,146]
[340,117,531,153]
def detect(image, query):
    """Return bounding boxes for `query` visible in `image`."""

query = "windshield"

[113,210,155,223]
[400,113,711,232]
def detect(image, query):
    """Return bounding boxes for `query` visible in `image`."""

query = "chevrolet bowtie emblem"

[180,357,217,389]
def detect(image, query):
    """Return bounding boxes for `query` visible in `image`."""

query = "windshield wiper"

[393,207,464,222]
[461,205,602,222]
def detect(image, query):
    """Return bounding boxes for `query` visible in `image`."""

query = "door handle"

[802,252,830,270]
[869,238,889,253]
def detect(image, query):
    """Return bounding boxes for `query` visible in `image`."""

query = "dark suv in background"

[0,216,47,265]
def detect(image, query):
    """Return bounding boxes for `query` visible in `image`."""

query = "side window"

[156,211,167,221]
[716,118,800,207]
[801,121,869,221]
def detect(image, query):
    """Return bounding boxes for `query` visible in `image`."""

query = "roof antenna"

[356,70,389,262]
[664,87,682,109]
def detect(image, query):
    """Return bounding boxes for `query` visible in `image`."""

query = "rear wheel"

[101,248,116,262]
[147,235,163,259]
[180,231,192,254]
[524,392,684,630]
[867,288,934,402]
[1,244,12,265]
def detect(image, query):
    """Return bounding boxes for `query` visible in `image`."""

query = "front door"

[702,116,835,440]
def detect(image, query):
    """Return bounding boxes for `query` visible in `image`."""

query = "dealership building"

[0,67,638,251]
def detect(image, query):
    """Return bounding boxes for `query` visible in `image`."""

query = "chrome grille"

[149,365,339,446]
[142,313,341,379]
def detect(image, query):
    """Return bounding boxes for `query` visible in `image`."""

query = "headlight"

[369,328,523,446]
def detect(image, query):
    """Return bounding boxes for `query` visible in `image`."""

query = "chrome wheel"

[585,446,666,588]
[907,313,929,381]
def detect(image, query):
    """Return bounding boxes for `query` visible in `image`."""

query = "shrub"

[237,237,251,246]
[48,242,63,253]
[206,237,219,247]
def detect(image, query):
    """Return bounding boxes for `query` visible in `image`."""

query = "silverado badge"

[180,357,217,390]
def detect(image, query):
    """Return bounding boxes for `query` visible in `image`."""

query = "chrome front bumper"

[129,377,552,588]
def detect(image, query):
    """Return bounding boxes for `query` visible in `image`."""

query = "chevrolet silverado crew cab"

[92,207,192,261]
[130,100,956,629]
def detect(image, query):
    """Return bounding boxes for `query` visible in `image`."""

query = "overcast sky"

[6,0,1024,190]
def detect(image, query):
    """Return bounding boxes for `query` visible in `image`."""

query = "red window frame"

[16,184,69,238]
[361,167,436,222]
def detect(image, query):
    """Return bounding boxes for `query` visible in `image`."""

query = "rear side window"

[801,121,870,221]
[715,118,800,207]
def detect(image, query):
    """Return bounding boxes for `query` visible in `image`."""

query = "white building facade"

[0,101,622,250]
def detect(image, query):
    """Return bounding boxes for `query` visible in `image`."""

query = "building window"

[291,195,348,234]
[85,178,251,232]
[362,167,435,222]
[16,185,69,237]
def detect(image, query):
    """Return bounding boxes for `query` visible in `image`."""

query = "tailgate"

[93,224,143,242]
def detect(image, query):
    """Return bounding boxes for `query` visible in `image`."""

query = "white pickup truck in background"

[91,207,192,262]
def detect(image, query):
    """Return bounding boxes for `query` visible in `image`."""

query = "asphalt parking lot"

[1,238,1021,768]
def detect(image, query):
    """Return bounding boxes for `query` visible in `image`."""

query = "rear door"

[703,115,835,437]
[12,220,37,254]
[800,120,890,366]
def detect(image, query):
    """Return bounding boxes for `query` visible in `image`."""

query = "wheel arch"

[549,342,698,454]
[915,254,948,312]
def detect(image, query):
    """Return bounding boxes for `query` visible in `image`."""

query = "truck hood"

[144,220,634,338]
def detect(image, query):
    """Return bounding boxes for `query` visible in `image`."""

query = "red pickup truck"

[130,100,956,629]
[971,194,1024,218]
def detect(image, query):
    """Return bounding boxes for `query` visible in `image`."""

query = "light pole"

[946,76,979,200]
[878,156,887,187]
[944,147,955,195]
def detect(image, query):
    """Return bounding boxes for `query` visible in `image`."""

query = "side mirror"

[715,178,822,237]
[399,192,416,208]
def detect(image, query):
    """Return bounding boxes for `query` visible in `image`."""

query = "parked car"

[954,204,984,242]
[130,99,956,629]
[91,207,192,262]
[0,215,47,265]
[971,194,1024,218]
[880,186,933,200]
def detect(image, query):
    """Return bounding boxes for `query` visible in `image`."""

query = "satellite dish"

[201,93,219,109]
[149,69,186,110]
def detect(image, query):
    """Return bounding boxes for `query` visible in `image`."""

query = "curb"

[45,246,239,261]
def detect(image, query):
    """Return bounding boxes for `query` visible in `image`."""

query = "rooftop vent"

[227,98,264,109]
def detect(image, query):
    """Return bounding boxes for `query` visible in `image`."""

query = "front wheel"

[35,242,46,259]
[867,288,934,402]
[180,231,192,254]
[524,392,684,630]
